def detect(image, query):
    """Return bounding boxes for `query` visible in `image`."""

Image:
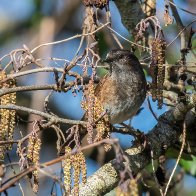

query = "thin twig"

[107,26,151,51]
[30,22,110,53]
[3,67,64,83]
[150,150,164,196]
[0,84,59,96]
[167,19,196,47]
[168,0,196,16]
[0,104,86,126]
[1,68,82,84]
[164,122,186,195]
[147,97,158,121]
[119,123,142,137]
[36,167,65,192]
[169,0,185,47]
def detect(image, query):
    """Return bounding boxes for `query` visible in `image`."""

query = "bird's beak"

[100,59,110,70]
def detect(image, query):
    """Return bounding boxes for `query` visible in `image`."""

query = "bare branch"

[0,104,86,126]
[0,76,100,97]
[78,98,196,195]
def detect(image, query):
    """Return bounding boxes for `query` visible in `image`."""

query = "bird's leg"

[119,123,143,139]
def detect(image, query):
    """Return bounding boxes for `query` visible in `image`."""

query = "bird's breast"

[96,71,146,124]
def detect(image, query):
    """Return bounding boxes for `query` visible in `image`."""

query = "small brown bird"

[61,49,147,153]
[95,49,147,124]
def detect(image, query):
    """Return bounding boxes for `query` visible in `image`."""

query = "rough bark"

[78,96,196,195]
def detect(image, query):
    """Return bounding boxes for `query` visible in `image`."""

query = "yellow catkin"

[0,71,16,161]
[128,179,139,196]
[33,170,39,193]
[72,153,81,196]
[116,179,138,196]
[62,148,87,195]
[0,71,8,161]
[78,152,87,184]
[82,79,111,150]
[27,134,35,161]
[150,38,166,109]
[62,146,72,194]
[7,84,16,149]
[33,139,41,193]
[27,133,41,193]
[116,187,127,196]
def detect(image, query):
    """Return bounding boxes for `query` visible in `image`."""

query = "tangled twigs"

[0,138,118,193]
[113,142,139,196]
[30,22,109,54]
[135,17,167,109]
[0,46,43,72]
[0,22,109,72]
[135,16,161,41]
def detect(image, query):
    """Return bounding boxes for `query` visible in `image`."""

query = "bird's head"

[103,49,141,74]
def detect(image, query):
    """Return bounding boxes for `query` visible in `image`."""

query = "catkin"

[82,79,111,150]
[0,71,16,162]
[62,147,87,196]
[150,38,166,108]
[27,132,41,193]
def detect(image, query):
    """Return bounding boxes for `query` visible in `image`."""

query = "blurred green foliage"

[180,156,196,176]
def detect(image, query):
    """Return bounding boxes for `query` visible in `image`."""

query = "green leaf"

[180,155,196,177]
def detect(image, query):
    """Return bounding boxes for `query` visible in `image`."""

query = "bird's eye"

[106,53,112,61]
[118,54,124,60]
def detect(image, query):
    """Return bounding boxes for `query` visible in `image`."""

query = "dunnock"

[60,49,146,152]
[95,49,147,124]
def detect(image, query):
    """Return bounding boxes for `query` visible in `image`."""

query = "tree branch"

[0,84,59,96]
[0,76,100,97]
[0,104,86,126]
[78,96,196,195]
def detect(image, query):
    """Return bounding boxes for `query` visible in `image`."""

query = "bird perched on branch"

[61,49,147,153]
[81,49,147,146]
[95,49,147,124]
